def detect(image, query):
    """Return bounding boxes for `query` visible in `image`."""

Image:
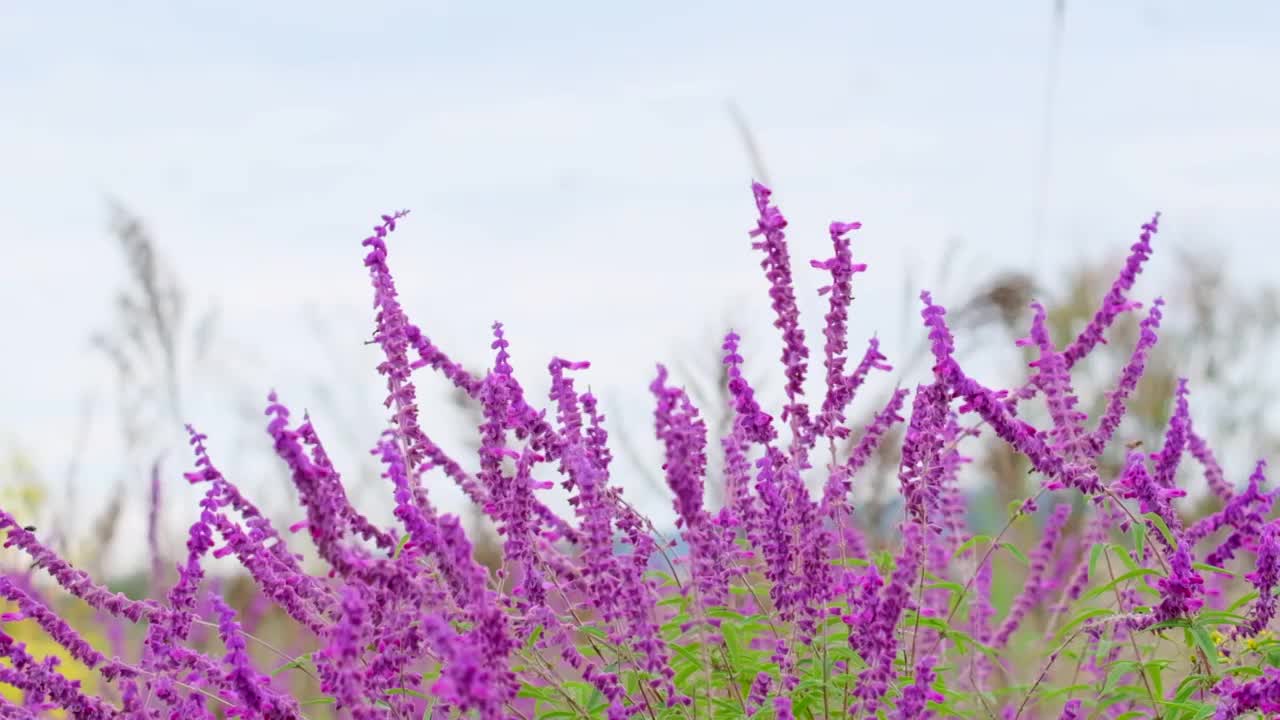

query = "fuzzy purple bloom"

[749,182,813,446]
[1187,425,1232,501]
[1062,213,1159,367]
[1058,699,1083,720]
[1152,540,1205,625]
[1213,668,1280,719]
[1018,302,1090,470]
[1090,298,1164,455]
[853,521,924,717]
[1238,519,1280,639]
[1112,450,1185,548]
[810,218,873,441]
[892,655,943,720]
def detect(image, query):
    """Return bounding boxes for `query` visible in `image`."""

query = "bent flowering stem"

[1100,548,1160,715]
[188,617,318,683]
[924,487,1047,664]
[1013,625,1091,720]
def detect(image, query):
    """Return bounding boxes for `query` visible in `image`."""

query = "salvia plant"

[3,182,1280,720]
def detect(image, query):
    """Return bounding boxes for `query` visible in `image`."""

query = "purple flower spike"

[853,521,925,717]
[1213,667,1280,718]
[1186,425,1232,501]
[892,655,943,720]
[1019,302,1087,461]
[721,330,776,445]
[749,182,812,445]
[1151,378,1192,489]
[812,218,873,441]
[896,382,951,531]
[1152,540,1205,625]
[1238,519,1280,639]
[920,292,1078,491]
[1112,449,1185,545]
[1063,212,1160,367]
[1091,298,1164,455]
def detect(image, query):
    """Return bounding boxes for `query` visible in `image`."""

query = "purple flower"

[421,613,502,719]
[1213,667,1280,719]
[1017,302,1088,461]
[1238,519,1280,639]
[1112,450,1185,547]
[747,672,772,715]
[0,184,1248,720]
[920,292,1080,491]
[0,508,162,624]
[1062,212,1159,367]
[1152,541,1205,625]
[0,578,106,670]
[1151,378,1192,489]
[1186,460,1276,569]
[316,587,380,717]
[749,182,813,446]
[896,382,951,531]
[892,655,943,720]
[811,219,874,441]
[1090,298,1164,455]
[0,631,117,719]
[210,594,300,719]
[821,387,909,519]
[1187,425,1232,501]
[853,521,924,717]
[1058,699,1083,720]
[650,365,710,528]
[721,330,776,445]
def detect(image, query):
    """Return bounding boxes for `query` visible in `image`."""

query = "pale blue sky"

[2,2,1278,550]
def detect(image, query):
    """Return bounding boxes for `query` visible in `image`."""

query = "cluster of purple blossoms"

[1,184,1276,720]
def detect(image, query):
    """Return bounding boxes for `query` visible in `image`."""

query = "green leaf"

[383,688,430,700]
[1054,607,1116,643]
[1142,512,1177,549]
[1229,591,1259,612]
[271,652,315,676]
[1001,542,1029,566]
[924,580,967,597]
[1192,562,1234,577]
[1082,568,1162,602]
[952,534,992,559]
[1113,544,1141,572]
[1131,522,1146,563]
[1195,610,1247,627]
[705,606,744,620]
[392,532,411,559]
[1089,543,1107,580]
[523,623,545,651]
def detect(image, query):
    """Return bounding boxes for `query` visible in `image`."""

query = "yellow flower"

[1244,629,1274,652]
